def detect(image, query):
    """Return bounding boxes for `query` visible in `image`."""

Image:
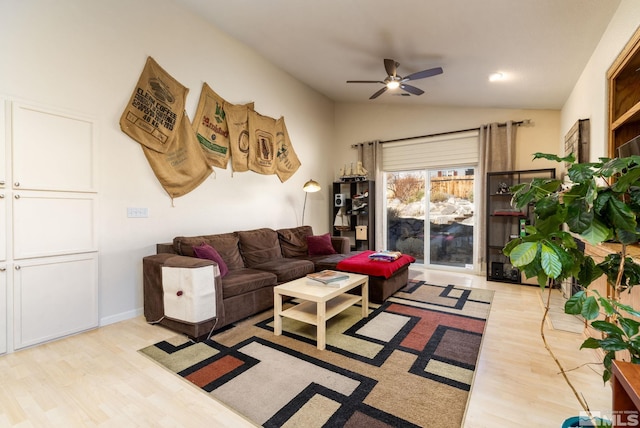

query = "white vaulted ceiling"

[172,0,621,109]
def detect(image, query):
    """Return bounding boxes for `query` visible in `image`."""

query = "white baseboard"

[100,308,143,326]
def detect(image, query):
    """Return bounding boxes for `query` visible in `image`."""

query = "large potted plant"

[504,153,640,427]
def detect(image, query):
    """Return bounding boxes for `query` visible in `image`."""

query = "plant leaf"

[614,301,640,318]
[533,152,575,163]
[612,165,640,192]
[566,199,593,233]
[607,196,637,234]
[534,194,559,219]
[622,259,640,287]
[591,320,625,337]
[619,317,640,338]
[581,295,600,320]
[597,337,628,351]
[509,242,538,267]
[576,257,603,287]
[629,335,640,351]
[565,291,585,315]
[568,162,597,183]
[617,227,640,245]
[540,243,562,278]
[579,218,613,245]
[502,238,521,256]
[600,157,632,178]
[629,187,640,211]
[597,295,615,316]
[603,352,614,383]
[534,213,565,236]
[580,337,601,349]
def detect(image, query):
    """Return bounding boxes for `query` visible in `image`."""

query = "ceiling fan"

[347,58,443,99]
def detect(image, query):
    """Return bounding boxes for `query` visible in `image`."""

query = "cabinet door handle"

[14,265,20,270]
[14,194,20,199]
[14,182,20,187]
[0,267,5,272]
[0,194,4,199]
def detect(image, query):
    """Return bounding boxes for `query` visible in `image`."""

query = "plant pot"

[562,416,610,427]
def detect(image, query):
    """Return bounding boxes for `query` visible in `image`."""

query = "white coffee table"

[273,273,369,350]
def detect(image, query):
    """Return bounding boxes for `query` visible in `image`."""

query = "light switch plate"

[127,207,148,218]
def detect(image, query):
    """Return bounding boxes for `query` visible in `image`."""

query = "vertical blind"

[381,130,479,171]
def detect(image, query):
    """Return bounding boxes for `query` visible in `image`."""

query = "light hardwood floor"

[0,268,611,427]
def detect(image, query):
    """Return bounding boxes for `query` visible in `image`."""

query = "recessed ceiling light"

[489,72,504,82]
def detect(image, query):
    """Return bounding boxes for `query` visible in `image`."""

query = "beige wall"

[562,0,640,160]
[333,103,560,174]
[0,0,335,324]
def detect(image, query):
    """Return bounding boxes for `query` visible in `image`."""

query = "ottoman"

[336,251,416,303]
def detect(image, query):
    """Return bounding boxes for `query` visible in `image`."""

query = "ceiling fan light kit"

[347,58,443,99]
[386,80,400,89]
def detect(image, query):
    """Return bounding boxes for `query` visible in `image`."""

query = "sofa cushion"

[173,235,203,257]
[307,233,337,255]
[253,258,315,283]
[173,233,245,270]
[193,243,229,277]
[237,228,282,267]
[277,226,313,257]
[221,268,278,299]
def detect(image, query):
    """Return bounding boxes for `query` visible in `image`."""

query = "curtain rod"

[351,119,530,148]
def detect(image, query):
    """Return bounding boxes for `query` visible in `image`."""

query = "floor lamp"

[302,179,321,225]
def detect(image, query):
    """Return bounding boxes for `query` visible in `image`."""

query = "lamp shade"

[303,179,321,193]
[301,179,321,226]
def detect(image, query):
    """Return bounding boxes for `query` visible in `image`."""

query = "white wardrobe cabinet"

[0,191,5,354]
[1,101,7,355]
[1,99,98,353]
[13,253,98,349]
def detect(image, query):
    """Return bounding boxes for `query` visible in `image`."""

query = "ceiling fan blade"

[384,59,398,77]
[346,80,385,84]
[370,86,388,99]
[400,84,424,96]
[402,67,443,82]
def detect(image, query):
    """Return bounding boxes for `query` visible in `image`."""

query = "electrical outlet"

[127,207,148,218]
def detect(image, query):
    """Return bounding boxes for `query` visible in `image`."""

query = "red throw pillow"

[307,233,337,256]
[193,243,229,278]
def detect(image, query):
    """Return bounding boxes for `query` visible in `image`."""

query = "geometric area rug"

[139,280,494,427]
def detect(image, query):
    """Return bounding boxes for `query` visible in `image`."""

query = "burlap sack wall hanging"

[141,110,212,198]
[119,57,187,153]
[225,101,255,172]
[120,57,211,198]
[192,83,255,169]
[275,117,301,183]
[248,110,278,175]
[120,56,302,190]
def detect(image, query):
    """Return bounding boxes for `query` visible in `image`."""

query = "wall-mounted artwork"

[119,57,302,199]
[564,118,590,164]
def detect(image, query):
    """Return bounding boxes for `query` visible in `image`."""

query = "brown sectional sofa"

[143,226,410,340]
[144,226,348,339]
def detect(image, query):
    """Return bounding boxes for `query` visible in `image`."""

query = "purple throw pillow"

[193,243,229,278]
[307,233,337,256]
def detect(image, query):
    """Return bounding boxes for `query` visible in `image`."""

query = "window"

[382,130,478,271]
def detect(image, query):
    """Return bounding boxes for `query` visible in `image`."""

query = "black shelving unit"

[332,180,375,250]
[486,168,555,284]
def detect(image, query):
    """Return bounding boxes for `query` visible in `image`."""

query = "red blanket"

[336,251,416,279]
